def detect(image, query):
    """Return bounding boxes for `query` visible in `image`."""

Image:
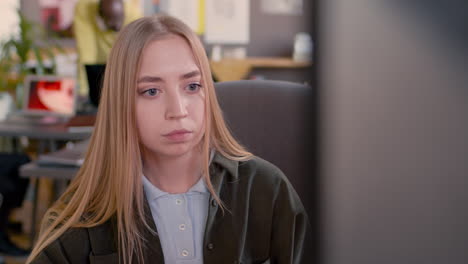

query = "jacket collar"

[207,151,239,210]
[142,174,208,201]
[211,151,239,180]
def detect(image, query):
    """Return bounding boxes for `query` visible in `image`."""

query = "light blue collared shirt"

[142,175,210,263]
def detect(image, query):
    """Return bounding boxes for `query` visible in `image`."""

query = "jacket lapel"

[203,153,245,262]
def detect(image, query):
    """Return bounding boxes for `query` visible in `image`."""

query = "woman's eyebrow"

[137,70,200,84]
[181,70,201,80]
[137,76,162,84]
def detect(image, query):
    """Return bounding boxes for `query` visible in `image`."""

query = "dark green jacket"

[31,153,310,264]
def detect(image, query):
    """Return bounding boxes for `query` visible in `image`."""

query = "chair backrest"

[214,80,314,210]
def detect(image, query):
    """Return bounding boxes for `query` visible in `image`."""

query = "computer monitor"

[316,1,468,264]
[85,64,106,107]
[23,75,77,117]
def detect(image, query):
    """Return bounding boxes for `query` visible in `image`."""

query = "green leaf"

[32,46,45,75]
[0,8,65,85]
[42,47,57,73]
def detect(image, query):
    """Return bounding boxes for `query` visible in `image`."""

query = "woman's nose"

[165,92,188,119]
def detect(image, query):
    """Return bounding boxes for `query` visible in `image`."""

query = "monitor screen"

[23,75,76,116]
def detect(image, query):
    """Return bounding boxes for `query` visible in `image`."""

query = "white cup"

[211,45,223,62]
[0,92,14,121]
[293,32,313,62]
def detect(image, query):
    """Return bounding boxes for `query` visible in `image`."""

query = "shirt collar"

[142,149,239,201]
[142,174,167,201]
[188,176,208,193]
[142,174,210,201]
[142,150,217,201]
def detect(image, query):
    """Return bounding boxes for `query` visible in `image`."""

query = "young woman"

[27,15,309,264]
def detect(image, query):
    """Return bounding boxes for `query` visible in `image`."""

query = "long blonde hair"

[27,15,251,264]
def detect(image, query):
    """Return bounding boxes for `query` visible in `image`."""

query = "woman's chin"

[148,145,198,159]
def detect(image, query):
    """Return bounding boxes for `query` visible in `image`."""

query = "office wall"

[232,0,312,83]
[319,1,468,264]
[20,0,312,57]
[20,0,312,83]
[246,0,312,57]
[0,0,20,40]
[202,0,312,83]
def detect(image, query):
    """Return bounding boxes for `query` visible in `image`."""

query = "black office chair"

[215,80,315,263]
[214,80,315,213]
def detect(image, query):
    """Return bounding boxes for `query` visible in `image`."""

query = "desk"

[0,120,92,153]
[0,121,91,243]
[20,163,78,181]
[0,121,91,141]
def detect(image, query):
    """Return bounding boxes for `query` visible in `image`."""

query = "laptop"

[6,75,77,125]
[85,64,106,107]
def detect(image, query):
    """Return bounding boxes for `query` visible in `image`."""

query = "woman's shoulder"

[213,152,288,184]
[239,155,289,183]
[240,156,307,215]
[31,220,116,264]
[215,153,307,216]
[30,227,91,263]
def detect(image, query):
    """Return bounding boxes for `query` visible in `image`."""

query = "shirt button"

[179,224,186,230]
[176,199,183,205]
[181,249,189,257]
[207,243,214,251]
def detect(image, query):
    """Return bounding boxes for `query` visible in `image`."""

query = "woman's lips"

[163,129,192,141]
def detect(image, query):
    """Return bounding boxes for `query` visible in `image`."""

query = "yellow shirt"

[73,0,142,95]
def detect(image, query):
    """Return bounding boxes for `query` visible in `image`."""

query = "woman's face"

[135,34,205,159]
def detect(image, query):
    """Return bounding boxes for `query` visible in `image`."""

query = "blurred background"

[10,0,312,87]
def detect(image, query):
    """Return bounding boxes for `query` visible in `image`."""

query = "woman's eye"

[143,88,159,96]
[186,83,201,92]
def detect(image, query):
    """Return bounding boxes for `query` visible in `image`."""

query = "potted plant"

[0,9,64,107]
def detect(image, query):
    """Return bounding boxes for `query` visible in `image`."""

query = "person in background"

[73,0,141,96]
[28,15,310,264]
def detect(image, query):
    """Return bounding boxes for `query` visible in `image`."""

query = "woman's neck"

[142,149,203,194]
